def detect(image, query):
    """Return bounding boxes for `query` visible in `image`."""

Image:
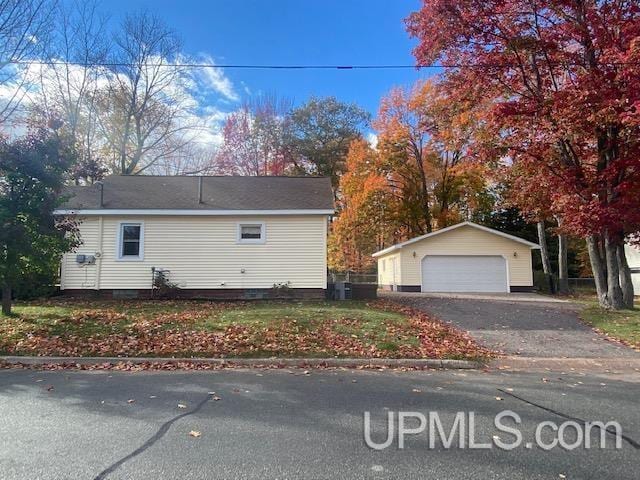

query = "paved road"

[0,368,638,479]
[383,292,638,358]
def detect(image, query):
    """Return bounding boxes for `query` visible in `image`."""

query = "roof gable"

[57,176,334,213]
[372,221,540,257]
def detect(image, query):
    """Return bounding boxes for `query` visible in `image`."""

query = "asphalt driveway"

[382,292,638,358]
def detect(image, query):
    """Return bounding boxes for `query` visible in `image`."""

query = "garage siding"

[61,214,328,290]
[376,225,533,288]
[625,244,640,294]
[377,253,401,287]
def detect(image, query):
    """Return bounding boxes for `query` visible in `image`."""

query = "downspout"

[94,182,105,290]
[94,215,104,291]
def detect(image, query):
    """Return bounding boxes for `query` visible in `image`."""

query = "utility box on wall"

[75,254,95,264]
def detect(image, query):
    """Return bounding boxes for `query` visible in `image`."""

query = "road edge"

[0,355,483,370]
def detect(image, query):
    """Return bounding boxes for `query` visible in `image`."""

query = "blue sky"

[104,0,435,116]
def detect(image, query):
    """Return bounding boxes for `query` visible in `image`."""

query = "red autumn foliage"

[407,0,640,308]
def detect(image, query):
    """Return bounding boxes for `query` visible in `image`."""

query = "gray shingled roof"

[60,176,334,211]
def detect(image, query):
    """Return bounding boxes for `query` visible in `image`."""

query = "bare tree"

[98,11,196,174]
[148,143,221,176]
[29,0,109,183]
[0,0,54,125]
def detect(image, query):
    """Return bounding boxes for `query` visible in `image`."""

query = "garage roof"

[372,221,540,258]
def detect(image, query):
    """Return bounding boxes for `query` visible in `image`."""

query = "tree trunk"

[616,243,635,309]
[536,221,555,293]
[1,283,11,316]
[557,233,569,295]
[586,235,608,307]
[604,234,625,309]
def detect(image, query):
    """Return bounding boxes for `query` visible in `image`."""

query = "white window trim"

[116,221,145,261]
[237,222,266,244]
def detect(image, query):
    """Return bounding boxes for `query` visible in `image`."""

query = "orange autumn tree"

[328,139,389,272]
[329,81,493,272]
[374,80,491,234]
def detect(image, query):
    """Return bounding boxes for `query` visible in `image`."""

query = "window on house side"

[238,223,265,243]
[119,223,143,259]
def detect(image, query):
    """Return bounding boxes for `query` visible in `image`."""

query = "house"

[54,176,334,299]
[372,221,540,293]
[624,243,640,294]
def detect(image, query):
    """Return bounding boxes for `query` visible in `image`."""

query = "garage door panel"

[421,255,507,293]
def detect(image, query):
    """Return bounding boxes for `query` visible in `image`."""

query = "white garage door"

[421,255,508,293]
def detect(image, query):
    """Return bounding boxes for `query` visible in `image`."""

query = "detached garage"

[373,222,540,293]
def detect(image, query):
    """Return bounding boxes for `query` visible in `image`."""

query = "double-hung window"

[237,223,265,244]
[118,223,144,260]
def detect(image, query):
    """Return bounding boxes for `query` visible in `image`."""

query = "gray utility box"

[76,254,95,264]
[333,281,352,300]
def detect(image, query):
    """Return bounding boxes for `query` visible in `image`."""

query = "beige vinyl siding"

[377,225,533,287]
[60,216,100,289]
[625,244,640,294]
[377,253,400,286]
[61,215,328,290]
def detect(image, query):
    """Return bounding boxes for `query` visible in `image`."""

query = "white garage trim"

[420,255,510,293]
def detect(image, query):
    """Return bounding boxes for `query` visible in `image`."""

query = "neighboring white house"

[55,176,334,299]
[625,243,640,294]
[373,222,540,293]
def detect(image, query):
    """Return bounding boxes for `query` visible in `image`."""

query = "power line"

[11,60,640,69]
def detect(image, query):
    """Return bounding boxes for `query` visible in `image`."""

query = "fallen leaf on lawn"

[177,403,187,409]
[189,430,201,438]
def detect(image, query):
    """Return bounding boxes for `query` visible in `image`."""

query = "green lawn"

[0,299,487,359]
[580,302,640,349]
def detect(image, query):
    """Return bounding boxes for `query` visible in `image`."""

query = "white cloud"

[366,132,378,148]
[193,53,238,102]
[0,55,239,149]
